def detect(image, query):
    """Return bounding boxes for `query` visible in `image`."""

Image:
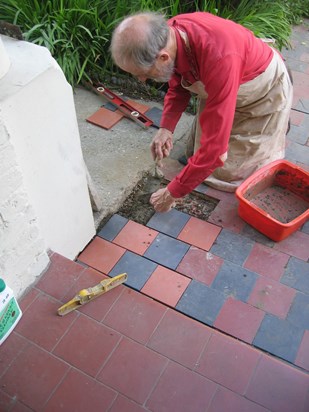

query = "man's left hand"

[150,188,177,212]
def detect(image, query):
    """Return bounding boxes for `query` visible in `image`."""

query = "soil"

[117,173,219,225]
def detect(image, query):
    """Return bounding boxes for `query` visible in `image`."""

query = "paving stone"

[211,261,258,302]
[253,314,304,363]
[281,257,309,294]
[210,229,255,265]
[177,217,221,251]
[287,124,309,144]
[241,224,275,247]
[143,233,190,270]
[301,220,309,234]
[108,250,157,290]
[287,292,309,329]
[295,330,309,371]
[97,214,128,241]
[285,140,309,165]
[176,280,226,326]
[147,209,190,238]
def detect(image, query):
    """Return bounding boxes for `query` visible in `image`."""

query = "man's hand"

[150,187,177,212]
[150,128,173,165]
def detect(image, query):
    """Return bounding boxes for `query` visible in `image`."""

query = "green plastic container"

[0,278,22,345]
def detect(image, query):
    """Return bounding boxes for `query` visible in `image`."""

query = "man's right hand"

[150,128,173,165]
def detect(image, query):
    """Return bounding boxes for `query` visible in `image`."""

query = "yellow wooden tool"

[57,273,128,316]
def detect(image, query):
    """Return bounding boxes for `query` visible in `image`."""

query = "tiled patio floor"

[1,21,309,412]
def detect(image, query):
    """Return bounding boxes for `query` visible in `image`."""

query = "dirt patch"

[117,173,219,225]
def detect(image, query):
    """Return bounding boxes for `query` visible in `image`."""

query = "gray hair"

[111,12,169,69]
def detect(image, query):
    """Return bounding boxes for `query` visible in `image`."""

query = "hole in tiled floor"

[117,173,219,225]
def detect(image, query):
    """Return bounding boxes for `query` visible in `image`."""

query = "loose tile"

[253,314,304,363]
[208,387,269,412]
[97,214,128,241]
[214,298,265,344]
[147,309,211,369]
[287,291,309,329]
[196,331,261,394]
[146,361,217,412]
[97,338,167,404]
[281,256,309,294]
[141,266,190,307]
[176,280,226,326]
[143,233,190,270]
[244,243,289,281]
[210,229,255,265]
[108,250,157,290]
[295,330,309,371]
[78,237,125,273]
[211,261,258,302]
[147,208,190,237]
[177,217,221,250]
[113,220,158,255]
[176,246,223,285]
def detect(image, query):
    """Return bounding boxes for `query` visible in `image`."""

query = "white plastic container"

[0,278,22,345]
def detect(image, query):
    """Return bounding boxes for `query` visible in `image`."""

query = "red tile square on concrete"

[113,220,158,255]
[0,344,69,411]
[109,395,148,412]
[244,243,289,281]
[196,331,261,395]
[146,361,217,412]
[208,387,269,412]
[177,217,221,251]
[86,107,123,129]
[141,265,191,307]
[53,315,121,377]
[78,236,125,273]
[247,276,296,318]
[103,287,166,344]
[208,200,245,233]
[273,231,309,261]
[245,354,309,412]
[214,298,265,344]
[295,330,309,371]
[44,368,116,412]
[97,338,167,404]
[176,246,223,285]
[147,309,211,369]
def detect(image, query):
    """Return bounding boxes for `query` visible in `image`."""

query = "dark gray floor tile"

[281,257,309,294]
[287,292,309,329]
[147,209,190,238]
[97,214,128,241]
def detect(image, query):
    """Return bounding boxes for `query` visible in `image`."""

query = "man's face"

[121,56,174,83]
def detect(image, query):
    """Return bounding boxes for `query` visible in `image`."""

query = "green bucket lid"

[0,278,6,293]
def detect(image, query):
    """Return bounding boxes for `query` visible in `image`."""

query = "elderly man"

[111,11,293,212]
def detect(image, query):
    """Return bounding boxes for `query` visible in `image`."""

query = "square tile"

[287,291,309,329]
[208,387,269,412]
[244,243,289,281]
[196,331,261,394]
[0,333,29,379]
[208,200,245,233]
[176,280,226,326]
[97,338,167,404]
[141,266,190,307]
[78,237,125,273]
[176,247,223,285]
[177,217,221,251]
[253,314,304,363]
[211,261,258,302]
[247,277,296,318]
[214,298,265,343]
[147,208,190,237]
[281,256,309,294]
[274,230,309,261]
[113,220,158,255]
[44,368,116,412]
[53,315,121,377]
[97,214,128,241]
[143,233,190,270]
[241,224,275,247]
[147,309,211,369]
[18,288,40,312]
[246,355,309,412]
[108,250,157,290]
[103,287,166,344]
[295,330,309,371]
[146,362,217,412]
[210,229,255,265]
[86,107,123,129]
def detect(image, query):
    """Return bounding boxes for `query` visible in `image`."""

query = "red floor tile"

[208,200,245,233]
[103,287,166,344]
[177,217,221,250]
[97,338,167,404]
[53,315,121,377]
[113,220,158,255]
[8,402,33,412]
[208,387,269,412]
[78,236,125,273]
[244,243,290,281]
[147,309,211,369]
[109,395,147,412]
[0,333,29,378]
[44,368,116,412]
[245,355,309,412]
[196,331,261,395]
[273,231,309,261]
[176,246,223,285]
[247,277,296,318]
[18,288,40,312]
[86,107,123,129]
[0,344,69,411]
[146,361,217,412]
[214,298,265,344]
[141,266,190,307]
[295,330,309,371]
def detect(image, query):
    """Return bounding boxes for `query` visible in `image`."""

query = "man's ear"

[158,51,169,62]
